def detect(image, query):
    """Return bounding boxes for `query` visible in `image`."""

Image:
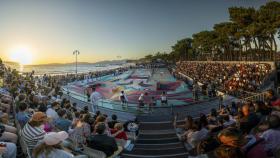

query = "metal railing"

[239,91,268,103]
[61,86,218,115]
[277,86,280,96]
[62,87,172,114]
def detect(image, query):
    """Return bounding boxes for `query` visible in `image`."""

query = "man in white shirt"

[120,91,128,107]
[46,102,60,120]
[161,91,167,106]
[138,93,144,110]
[90,87,102,113]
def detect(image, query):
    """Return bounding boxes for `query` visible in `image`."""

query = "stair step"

[139,122,174,130]
[139,129,176,135]
[121,152,188,158]
[136,137,179,144]
[133,146,184,150]
[134,142,184,149]
[124,148,187,155]
[138,133,177,139]
[136,136,179,141]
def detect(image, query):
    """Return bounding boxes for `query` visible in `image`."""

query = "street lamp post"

[73,50,80,75]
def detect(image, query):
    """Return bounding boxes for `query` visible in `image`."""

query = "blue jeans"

[91,104,97,113]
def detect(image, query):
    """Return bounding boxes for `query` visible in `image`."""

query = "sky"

[0,0,279,65]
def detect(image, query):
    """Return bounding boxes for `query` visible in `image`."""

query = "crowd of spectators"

[2,58,278,158]
[174,90,280,158]
[175,61,272,97]
[0,60,133,158]
[36,66,130,88]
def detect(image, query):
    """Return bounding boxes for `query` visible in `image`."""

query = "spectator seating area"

[172,89,280,158]
[1,60,280,158]
[176,61,272,97]
[0,62,136,158]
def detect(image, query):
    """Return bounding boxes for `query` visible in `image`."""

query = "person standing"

[149,96,157,112]
[161,91,168,106]
[85,88,91,102]
[192,81,199,101]
[119,91,128,108]
[138,93,144,110]
[90,87,102,113]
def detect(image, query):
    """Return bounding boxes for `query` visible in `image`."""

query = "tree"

[258,1,280,60]
[171,38,193,60]
[192,31,218,60]
[144,54,154,61]
[228,7,257,60]
[214,22,239,60]
[141,1,280,62]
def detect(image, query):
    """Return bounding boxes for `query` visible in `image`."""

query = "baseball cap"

[31,112,48,122]
[43,131,69,145]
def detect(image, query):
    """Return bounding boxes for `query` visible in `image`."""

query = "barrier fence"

[239,91,267,103]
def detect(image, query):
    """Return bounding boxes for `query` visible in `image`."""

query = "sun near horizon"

[8,45,33,65]
[4,45,127,65]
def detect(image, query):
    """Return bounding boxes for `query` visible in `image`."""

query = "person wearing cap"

[22,112,48,151]
[33,131,85,158]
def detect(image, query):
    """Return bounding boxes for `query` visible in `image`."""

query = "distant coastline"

[3,60,133,75]
[4,59,129,66]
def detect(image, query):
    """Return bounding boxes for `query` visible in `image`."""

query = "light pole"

[73,50,80,75]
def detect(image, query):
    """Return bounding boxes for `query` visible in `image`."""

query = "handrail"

[277,86,280,96]
[61,86,221,115]
[239,91,267,103]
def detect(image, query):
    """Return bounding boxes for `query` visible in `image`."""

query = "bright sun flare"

[9,46,33,65]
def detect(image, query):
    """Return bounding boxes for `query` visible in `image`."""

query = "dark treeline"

[143,1,280,62]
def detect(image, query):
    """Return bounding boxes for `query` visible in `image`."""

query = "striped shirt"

[22,123,46,150]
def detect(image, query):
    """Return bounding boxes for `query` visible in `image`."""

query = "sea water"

[5,63,132,75]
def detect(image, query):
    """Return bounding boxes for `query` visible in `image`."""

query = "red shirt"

[110,129,128,140]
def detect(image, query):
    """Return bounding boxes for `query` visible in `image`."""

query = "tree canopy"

[142,1,280,62]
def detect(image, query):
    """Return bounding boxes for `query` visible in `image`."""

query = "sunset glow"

[9,46,33,65]
[0,0,279,65]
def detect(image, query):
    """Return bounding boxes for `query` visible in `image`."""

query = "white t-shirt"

[90,91,102,105]
[161,95,167,101]
[138,94,144,101]
[46,108,59,120]
[120,93,128,101]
